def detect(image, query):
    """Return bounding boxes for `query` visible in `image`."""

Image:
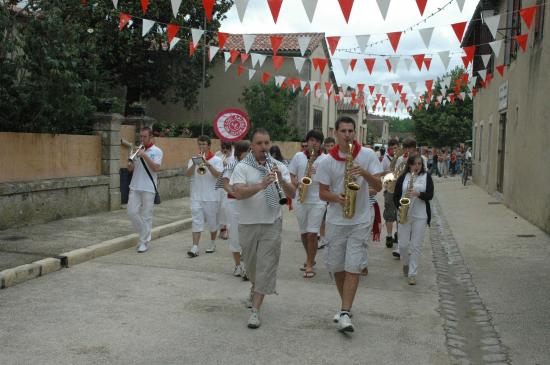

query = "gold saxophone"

[398,172,415,224]
[298,148,316,204]
[343,143,361,219]
[382,148,406,193]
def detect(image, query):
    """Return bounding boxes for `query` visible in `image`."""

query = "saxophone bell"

[298,148,316,203]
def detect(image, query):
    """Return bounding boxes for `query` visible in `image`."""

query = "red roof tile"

[222,33,326,55]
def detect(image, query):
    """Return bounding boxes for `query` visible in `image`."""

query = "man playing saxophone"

[289,129,326,279]
[315,117,383,333]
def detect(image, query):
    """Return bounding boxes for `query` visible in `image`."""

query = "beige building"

[148,33,337,139]
[463,0,549,233]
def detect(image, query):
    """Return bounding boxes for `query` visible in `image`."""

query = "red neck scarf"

[203,151,214,160]
[145,143,154,150]
[329,141,361,162]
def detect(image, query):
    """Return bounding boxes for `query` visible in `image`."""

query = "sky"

[219,0,480,117]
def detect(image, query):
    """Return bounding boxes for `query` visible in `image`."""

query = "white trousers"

[127,190,155,246]
[398,218,428,277]
[226,199,241,253]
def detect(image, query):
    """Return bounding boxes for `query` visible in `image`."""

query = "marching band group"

[126,116,434,333]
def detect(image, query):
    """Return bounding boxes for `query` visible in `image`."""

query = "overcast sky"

[219,0,480,117]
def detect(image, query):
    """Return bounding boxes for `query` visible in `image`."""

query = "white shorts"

[218,191,228,225]
[226,199,241,253]
[191,200,219,232]
[325,222,371,274]
[294,203,326,234]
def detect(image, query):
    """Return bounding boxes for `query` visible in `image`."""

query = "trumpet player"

[289,129,326,279]
[393,155,434,285]
[316,117,383,333]
[185,136,223,258]
[230,129,295,329]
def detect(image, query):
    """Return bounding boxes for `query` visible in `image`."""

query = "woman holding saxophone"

[393,155,434,285]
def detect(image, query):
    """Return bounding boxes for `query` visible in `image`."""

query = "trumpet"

[129,144,144,161]
[264,152,288,205]
[197,154,207,175]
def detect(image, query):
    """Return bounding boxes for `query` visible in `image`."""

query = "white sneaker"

[233,265,243,277]
[205,242,216,253]
[187,245,199,258]
[337,312,354,332]
[392,244,400,259]
[333,310,353,323]
[245,290,254,308]
[137,242,149,253]
[247,309,261,329]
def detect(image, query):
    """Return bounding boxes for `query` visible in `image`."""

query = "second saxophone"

[398,172,415,224]
[343,143,361,219]
[298,148,316,204]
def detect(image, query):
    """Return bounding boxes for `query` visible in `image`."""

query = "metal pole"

[200,15,207,135]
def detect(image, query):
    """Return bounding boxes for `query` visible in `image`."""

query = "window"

[313,109,322,130]
[535,0,545,41]
[505,0,522,65]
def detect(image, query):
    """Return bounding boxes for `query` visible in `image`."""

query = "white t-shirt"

[400,172,428,220]
[396,155,428,171]
[288,152,327,205]
[129,145,163,193]
[381,153,393,172]
[230,160,291,224]
[315,147,383,226]
[187,155,223,202]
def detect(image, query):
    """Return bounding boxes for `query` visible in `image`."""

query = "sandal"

[220,227,229,240]
[303,269,316,279]
[299,261,316,271]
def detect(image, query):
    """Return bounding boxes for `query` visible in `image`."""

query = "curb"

[0,218,192,289]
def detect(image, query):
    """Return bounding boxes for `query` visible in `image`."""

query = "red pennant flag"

[280,81,287,90]
[451,21,467,43]
[416,0,428,15]
[325,82,332,94]
[364,58,376,74]
[486,72,493,83]
[218,32,229,49]
[385,58,392,72]
[303,86,310,95]
[496,64,505,76]
[141,0,149,14]
[267,0,283,23]
[189,43,197,57]
[351,91,356,100]
[203,0,215,21]
[391,83,400,94]
[381,97,386,106]
[240,53,250,63]
[368,85,375,96]
[455,78,463,90]
[461,56,470,68]
[449,94,456,103]
[472,88,477,97]
[270,35,284,55]
[397,84,403,94]
[453,85,461,95]
[272,55,285,70]
[520,6,537,29]
[337,0,355,23]
[413,54,425,70]
[326,36,341,56]
[119,13,132,31]
[229,50,240,63]
[375,93,381,102]
[312,58,328,74]
[350,59,357,71]
[424,57,432,71]
[387,31,402,52]
[334,95,341,103]
[425,80,433,90]
[515,34,528,52]
[357,83,365,93]
[462,73,469,84]
[167,24,180,44]
[237,65,245,76]
[463,45,476,62]
[262,72,271,84]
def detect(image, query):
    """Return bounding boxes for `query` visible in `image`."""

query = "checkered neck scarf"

[241,152,280,208]
[215,160,238,190]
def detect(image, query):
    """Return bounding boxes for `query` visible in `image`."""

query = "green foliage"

[153,120,213,138]
[241,82,299,141]
[387,116,414,134]
[409,67,473,147]
[366,122,380,145]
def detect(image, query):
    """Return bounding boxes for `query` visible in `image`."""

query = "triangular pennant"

[459,92,466,100]
[463,45,476,62]
[171,0,182,18]
[376,0,391,20]
[368,85,375,96]
[189,42,197,57]
[364,58,376,74]
[481,54,491,68]
[515,34,528,52]
[462,56,470,67]
[262,72,271,84]
[257,54,267,67]
[416,0,428,16]
[169,37,180,51]
[326,36,340,56]
[293,57,306,73]
[119,13,132,31]
[355,35,370,53]
[217,32,229,49]
[456,0,465,12]
[208,46,219,62]
[248,69,256,80]
[484,15,500,40]
[452,21,467,43]
[325,81,333,94]
[312,58,327,73]
[489,40,503,57]
[413,54,425,70]
[242,34,256,54]
[337,0,355,23]
[477,69,487,81]
[224,52,230,62]
[340,59,351,74]
[425,80,433,91]
[141,0,149,14]
[404,58,413,71]
[203,0,215,21]
[520,6,537,29]
[229,50,240,63]
[418,27,434,48]
[267,0,283,23]
[298,36,311,56]
[167,24,180,44]
[191,28,204,47]
[350,59,357,71]
[240,53,249,63]
[235,65,245,76]
[438,50,451,70]
[496,64,505,77]
[272,55,285,70]
[235,0,249,22]
[387,32,402,52]
[301,0,318,23]
[385,58,392,72]
[300,80,307,89]
[357,83,365,93]
[390,56,400,71]
[270,35,284,55]
[112,0,118,9]
[424,57,432,70]
[142,19,155,37]
[303,86,311,96]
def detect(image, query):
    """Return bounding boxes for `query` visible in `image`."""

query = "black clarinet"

[264,153,288,205]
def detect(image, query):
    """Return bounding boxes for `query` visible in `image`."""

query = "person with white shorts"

[185,135,223,257]
[316,117,383,333]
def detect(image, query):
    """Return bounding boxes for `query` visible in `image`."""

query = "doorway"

[497,113,507,193]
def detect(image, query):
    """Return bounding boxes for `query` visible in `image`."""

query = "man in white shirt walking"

[127,127,163,253]
[316,117,383,333]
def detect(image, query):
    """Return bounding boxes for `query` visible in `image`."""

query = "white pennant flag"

[456,0,466,12]
[355,35,370,53]
[208,46,219,62]
[481,54,492,68]
[142,19,155,37]
[191,28,204,47]
[470,76,478,87]
[438,51,451,70]
[437,95,443,103]
[409,82,417,93]
[484,15,501,40]
[224,52,230,62]
[224,61,232,72]
[404,58,412,71]
[242,34,256,54]
[390,56,400,71]
[489,40,503,57]
[460,92,466,100]
[443,76,451,89]
[257,54,267,68]
[293,57,306,73]
[171,0,182,18]
[112,0,118,9]
[250,53,261,67]
[418,27,434,48]
[300,80,308,90]
[468,92,473,99]
[340,59,351,74]
[275,76,286,87]
[248,69,256,80]
[301,0,318,23]
[169,37,180,51]
[234,0,250,23]
[382,85,389,95]
[477,69,487,81]
[376,0,391,20]
[425,104,429,110]
[298,36,312,57]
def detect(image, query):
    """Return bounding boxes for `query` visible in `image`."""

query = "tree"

[241,82,299,141]
[409,67,473,147]
[387,116,414,134]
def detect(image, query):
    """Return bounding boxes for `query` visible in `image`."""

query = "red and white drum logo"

[213,109,250,142]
